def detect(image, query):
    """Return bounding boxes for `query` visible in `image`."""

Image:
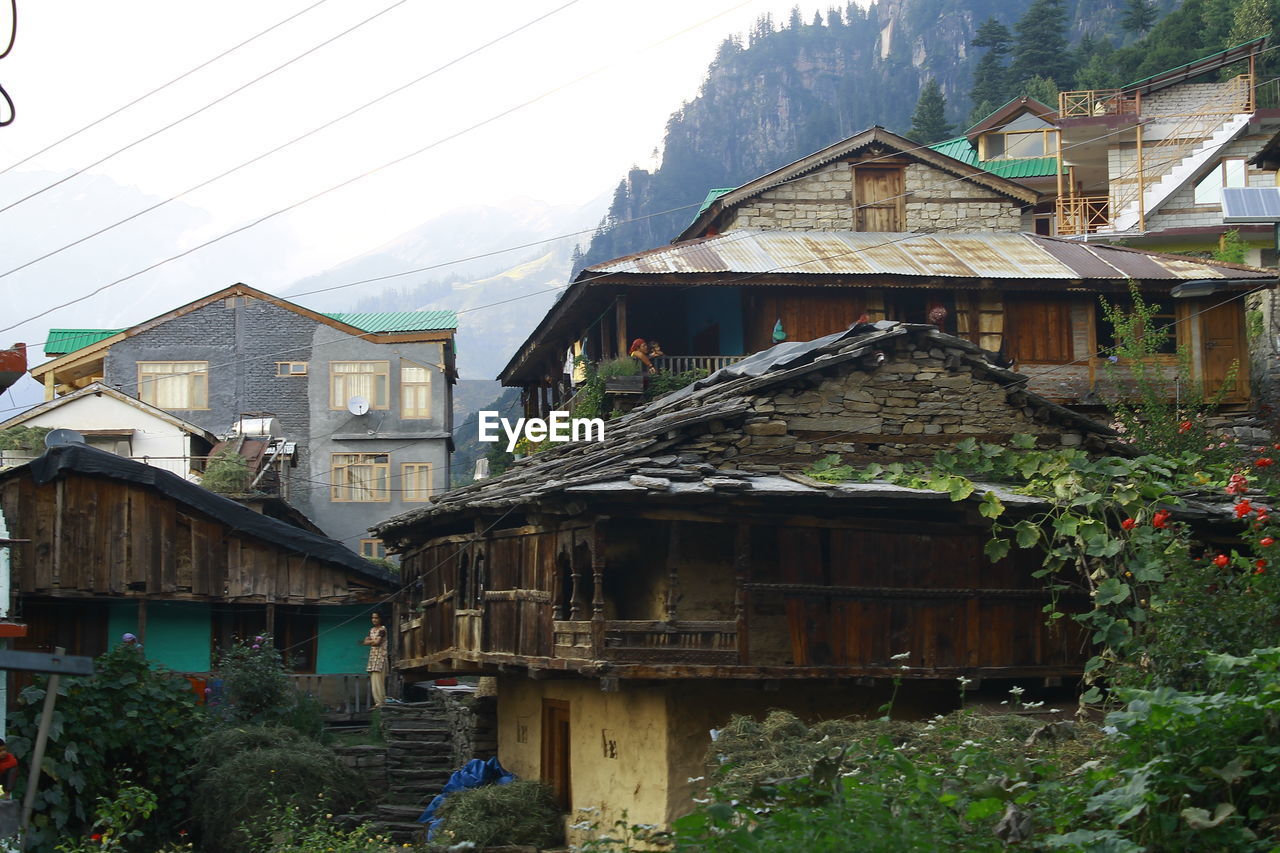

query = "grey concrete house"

[29,283,456,553]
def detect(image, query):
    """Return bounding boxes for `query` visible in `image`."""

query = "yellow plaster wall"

[496,677,672,845]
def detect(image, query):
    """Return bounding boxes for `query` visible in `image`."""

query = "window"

[401,359,432,419]
[1006,297,1074,364]
[137,361,208,409]
[1194,157,1247,206]
[275,361,307,377]
[980,113,1057,161]
[360,539,387,559]
[330,362,389,409]
[1096,296,1177,355]
[402,463,433,502]
[331,453,390,502]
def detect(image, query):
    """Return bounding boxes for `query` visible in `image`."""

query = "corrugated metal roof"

[323,311,456,333]
[927,137,1058,178]
[45,329,123,357]
[588,230,1274,281]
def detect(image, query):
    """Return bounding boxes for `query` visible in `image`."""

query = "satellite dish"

[347,396,370,416]
[45,428,86,448]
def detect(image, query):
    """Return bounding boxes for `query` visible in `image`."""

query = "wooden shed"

[0,443,396,712]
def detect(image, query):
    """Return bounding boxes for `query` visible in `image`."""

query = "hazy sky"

[0,1,842,341]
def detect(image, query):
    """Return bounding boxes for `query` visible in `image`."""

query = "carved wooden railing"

[553,619,738,664]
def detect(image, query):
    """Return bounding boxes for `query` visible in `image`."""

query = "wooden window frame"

[330,452,391,502]
[402,462,433,502]
[329,361,390,410]
[136,361,209,410]
[981,128,1056,160]
[400,358,432,419]
[1006,296,1074,365]
[275,361,308,377]
[360,538,387,559]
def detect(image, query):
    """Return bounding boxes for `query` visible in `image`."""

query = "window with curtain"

[402,462,433,502]
[329,362,389,409]
[331,453,390,502]
[401,359,432,419]
[137,362,208,409]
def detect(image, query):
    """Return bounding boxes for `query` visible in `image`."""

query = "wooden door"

[1200,300,1247,402]
[854,166,904,232]
[541,699,571,811]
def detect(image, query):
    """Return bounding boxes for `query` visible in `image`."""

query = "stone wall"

[673,329,1106,470]
[722,158,1023,233]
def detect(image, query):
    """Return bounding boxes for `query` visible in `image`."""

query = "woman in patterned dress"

[362,612,388,707]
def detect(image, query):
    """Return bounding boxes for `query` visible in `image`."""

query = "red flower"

[1178,420,1193,434]
[1121,518,1136,530]
[90,835,102,843]
[1262,537,1275,547]
[1152,509,1171,529]
[1257,458,1275,468]
[1236,500,1253,518]
[1256,565,1268,575]
[1213,554,1230,567]
[1257,559,1267,570]
[1227,473,1250,495]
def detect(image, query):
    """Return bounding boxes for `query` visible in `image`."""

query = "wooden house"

[503,229,1274,416]
[379,322,1121,838]
[0,443,397,713]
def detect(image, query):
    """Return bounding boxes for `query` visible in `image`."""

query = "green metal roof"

[323,310,456,333]
[929,136,1060,179]
[45,328,123,357]
[696,188,735,217]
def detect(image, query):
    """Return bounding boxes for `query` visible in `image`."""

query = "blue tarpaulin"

[417,756,515,839]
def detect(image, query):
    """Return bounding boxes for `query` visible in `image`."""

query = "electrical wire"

[0,0,412,217]
[0,0,333,177]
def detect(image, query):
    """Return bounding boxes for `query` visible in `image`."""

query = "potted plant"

[599,357,643,394]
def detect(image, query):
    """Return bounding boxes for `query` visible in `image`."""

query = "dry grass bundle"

[434,780,563,848]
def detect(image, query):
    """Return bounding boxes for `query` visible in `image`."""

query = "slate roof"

[379,322,1120,541]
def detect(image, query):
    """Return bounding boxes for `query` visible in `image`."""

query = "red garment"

[0,754,17,775]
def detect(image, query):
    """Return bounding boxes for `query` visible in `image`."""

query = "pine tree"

[1009,0,1074,91]
[1120,0,1158,35]
[969,18,1014,125]
[907,78,955,144]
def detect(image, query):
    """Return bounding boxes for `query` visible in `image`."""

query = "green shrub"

[597,356,640,379]
[248,799,388,853]
[192,726,368,853]
[435,780,563,848]
[8,646,207,852]
[645,368,709,400]
[212,635,322,738]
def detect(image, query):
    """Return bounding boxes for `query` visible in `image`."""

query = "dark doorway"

[541,698,571,811]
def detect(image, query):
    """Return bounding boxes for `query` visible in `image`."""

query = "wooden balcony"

[1055,195,1110,236]
[1059,88,1138,118]
[653,355,745,375]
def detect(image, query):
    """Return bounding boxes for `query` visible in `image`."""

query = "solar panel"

[1222,187,1280,222]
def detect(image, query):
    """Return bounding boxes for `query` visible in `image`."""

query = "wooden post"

[568,530,582,621]
[1055,124,1064,233]
[615,296,628,359]
[265,602,275,636]
[734,523,750,665]
[1135,122,1145,232]
[665,522,680,623]
[42,372,54,402]
[591,521,606,660]
[20,647,64,845]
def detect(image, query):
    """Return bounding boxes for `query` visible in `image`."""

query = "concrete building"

[28,284,456,553]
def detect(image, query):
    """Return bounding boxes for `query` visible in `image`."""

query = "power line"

[0,0,411,217]
[0,0,333,177]
[0,0,584,285]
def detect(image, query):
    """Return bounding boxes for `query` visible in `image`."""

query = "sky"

[0,0,846,408]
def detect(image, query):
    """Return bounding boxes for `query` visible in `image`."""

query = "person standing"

[361,612,388,707]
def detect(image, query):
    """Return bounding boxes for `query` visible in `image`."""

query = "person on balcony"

[629,339,658,375]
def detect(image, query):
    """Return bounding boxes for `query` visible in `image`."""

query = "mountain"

[576,0,1183,272]
[283,196,606,379]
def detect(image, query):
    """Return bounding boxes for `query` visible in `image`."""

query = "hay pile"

[434,780,563,848]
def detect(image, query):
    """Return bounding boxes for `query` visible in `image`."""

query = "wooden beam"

[734,522,750,665]
[615,296,628,359]
[591,521,605,659]
[665,521,680,622]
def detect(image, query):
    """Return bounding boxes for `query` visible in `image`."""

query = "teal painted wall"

[685,287,744,355]
[107,600,211,672]
[317,606,373,674]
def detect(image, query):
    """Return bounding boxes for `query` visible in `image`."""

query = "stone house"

[378,322,1124,841]
[28,283,456,554]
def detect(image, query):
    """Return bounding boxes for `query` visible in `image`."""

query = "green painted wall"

[107,600,211,672]
[317,607,373,674]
